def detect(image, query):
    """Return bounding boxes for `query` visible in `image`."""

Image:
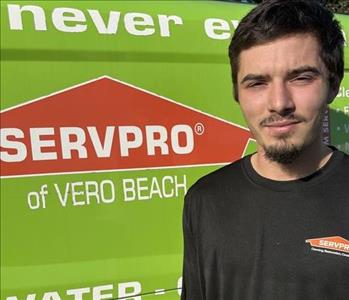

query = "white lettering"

[87,126,114,158]
[100,180,115,203]
[6,296,36,300]
[174,175,187,196]
[177,277,183,296]
[118,282,141,300]
[60,127,87,159]
[1,124,195,164]
[124,12,155,36]
[204,18,230,40]
[85,181,100,204]
[92,285,113,300]
[149,176,162,198]
[122,175,187,201]
[171,125,194,154]
[42,292,61,300]
[54,183,70,207]
[119,126,143,157]
[123,178,136,201]
[158,14,183,37]
[146,125,169,155]
[54,180,115,206]
[52,7,87,33]
[67,287,91,300]
[8,4,47,31]
[30,128,57,161]
[231,20,239,29]
[162,176,174,198]
[344,106,349,115]
[337,86,349,98]
[71,182,85,206]
[137,177,149,200]
[88,10,121,34]
[0,128,27,162]
[27,192,41,210]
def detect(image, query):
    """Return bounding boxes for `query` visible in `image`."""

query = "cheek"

[294,85,328,119]
[296,98,326,122]
[240,99,265,127]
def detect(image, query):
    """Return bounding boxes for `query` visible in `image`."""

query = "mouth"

[264,120,301,135]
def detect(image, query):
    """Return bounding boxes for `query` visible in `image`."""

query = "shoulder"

[342,151,349,162]
[339,150,349,170]
[183,158,246,227]
[332,148,349,168]
[186,156,247,200]
[316,148,349,187]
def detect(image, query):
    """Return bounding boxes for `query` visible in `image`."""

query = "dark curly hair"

[228,0,345,101]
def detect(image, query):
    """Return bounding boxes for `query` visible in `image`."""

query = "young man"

[181,1,349,299]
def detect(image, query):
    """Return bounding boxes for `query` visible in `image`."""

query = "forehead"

[237,34,326,79]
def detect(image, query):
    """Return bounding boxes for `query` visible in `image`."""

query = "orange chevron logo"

[306,236,349,254]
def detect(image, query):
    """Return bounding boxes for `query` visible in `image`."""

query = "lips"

[265,120,301,127]
[264,120,301,135]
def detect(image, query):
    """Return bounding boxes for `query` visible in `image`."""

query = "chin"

[263,139,304,164]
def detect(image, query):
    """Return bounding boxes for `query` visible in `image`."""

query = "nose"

[267,81,295,116]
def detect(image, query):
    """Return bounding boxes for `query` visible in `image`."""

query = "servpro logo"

[306,236,349,258]
[0,76,251,177]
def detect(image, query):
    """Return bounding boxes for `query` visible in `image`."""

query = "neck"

[251,141,333,181]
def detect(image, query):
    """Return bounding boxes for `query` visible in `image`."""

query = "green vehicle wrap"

[1,1,348,299]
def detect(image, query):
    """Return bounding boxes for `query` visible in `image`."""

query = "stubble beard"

[263,139,303,164]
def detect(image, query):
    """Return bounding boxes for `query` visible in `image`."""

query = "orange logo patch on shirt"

[306,236,349,256]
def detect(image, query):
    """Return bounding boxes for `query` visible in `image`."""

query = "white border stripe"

[242,137,256,156]
[1,75,249,131]
[1,76,105,113]
[154,289,166,295]
[0,162,235,179]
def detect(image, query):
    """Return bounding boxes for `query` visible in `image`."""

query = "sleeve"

[181,186,205,300]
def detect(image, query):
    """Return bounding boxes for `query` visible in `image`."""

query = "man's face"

[237,33,332,163]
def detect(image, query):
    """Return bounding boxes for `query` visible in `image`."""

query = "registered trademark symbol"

[194,123,205,135]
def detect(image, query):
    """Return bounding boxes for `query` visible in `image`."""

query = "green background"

[1,1,348,299]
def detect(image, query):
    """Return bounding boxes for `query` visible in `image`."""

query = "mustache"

[260,114,305,126]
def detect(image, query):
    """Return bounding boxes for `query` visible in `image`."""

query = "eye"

[295,76,312,81]
[247,81,266,88]
[292,73,316,83]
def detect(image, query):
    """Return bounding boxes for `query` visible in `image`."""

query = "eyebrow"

[240,74,271,85]
[285,66,321,80]
[240,65,322,85]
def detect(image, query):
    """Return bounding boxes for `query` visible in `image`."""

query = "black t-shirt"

[181,149,349,300]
